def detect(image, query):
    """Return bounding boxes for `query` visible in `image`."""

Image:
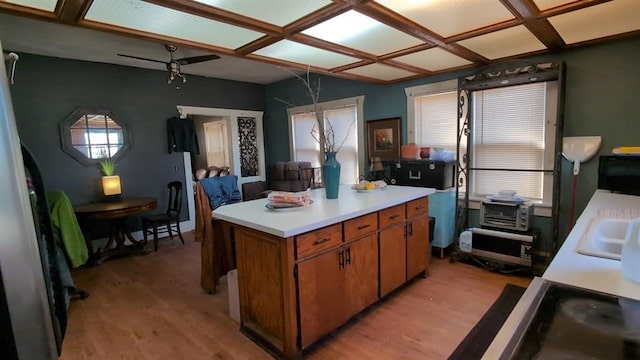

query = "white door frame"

[176,105,266,231]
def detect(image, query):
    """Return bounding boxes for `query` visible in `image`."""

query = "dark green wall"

[264,36,640,244]
[10,53,264,221]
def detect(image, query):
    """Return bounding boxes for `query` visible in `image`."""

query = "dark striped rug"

[448,283,526,360]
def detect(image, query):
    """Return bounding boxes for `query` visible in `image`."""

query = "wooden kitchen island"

[212,185,435,359]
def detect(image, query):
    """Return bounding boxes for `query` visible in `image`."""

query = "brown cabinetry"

[231,195,430,359]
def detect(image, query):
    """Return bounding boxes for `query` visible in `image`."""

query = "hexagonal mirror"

[59,108,130,165]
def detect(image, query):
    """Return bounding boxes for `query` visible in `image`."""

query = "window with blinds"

[471,82,552,201]
[415,91,459,151]
[289,99,360,185]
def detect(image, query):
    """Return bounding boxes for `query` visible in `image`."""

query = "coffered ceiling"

[1,0,639,84]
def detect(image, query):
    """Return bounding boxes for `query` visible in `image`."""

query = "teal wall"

[264,36,640,245]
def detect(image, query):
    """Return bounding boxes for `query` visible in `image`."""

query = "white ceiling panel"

[302,10,423,55]
[532,0,577,11]
[375,0,515,38]
[394,47,472,72]
[85,0,264,49]
[253,40,359,69]
[343,63,417,82]
[457,25,546,60]
[548,0,640,44]
[192,0,332,26]
[4,0,56,11]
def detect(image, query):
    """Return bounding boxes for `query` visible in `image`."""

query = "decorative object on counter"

[368,156,386,181]
[612,146,640,155]
[99,158,121,197]
[351,180,387,192]
[420,146,431,159]
[367,117,401,161]
[562,136,602,230]
[322,151,341,199]
[401,143,421,159]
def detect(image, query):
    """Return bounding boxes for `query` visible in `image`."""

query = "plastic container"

[459,229,472,253]
[401,143,421,159]
[621,219,640,283]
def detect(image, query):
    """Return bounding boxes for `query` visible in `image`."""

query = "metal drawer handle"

[389,214,400,220]
[414,205,425,210]
[357,224,371,230]
[313,238,330,245]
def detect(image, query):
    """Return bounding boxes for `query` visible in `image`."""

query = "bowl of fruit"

[351,180,387,193]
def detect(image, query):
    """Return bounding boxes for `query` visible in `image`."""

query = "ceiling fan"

[117,44,220,85]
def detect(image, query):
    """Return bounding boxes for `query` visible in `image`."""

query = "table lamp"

[369,157,385,181]
[102,175,122,196]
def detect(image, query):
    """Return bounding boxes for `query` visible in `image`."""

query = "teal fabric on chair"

[46,190,89,268]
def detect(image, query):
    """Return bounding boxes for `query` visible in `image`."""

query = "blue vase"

[322,152,341,199]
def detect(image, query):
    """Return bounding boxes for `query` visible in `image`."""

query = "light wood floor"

[60,232,531,360]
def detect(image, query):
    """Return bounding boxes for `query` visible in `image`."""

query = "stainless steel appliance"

[598,155,640,196]
[480,200,533,232]
[470,228,534,267]
[500,280,640,359]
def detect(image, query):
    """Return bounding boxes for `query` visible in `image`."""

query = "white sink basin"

[577,217,629,260]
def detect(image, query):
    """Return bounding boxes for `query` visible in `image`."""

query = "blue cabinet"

[429,189,456,258]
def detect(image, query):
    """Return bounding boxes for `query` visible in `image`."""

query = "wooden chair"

[142,181,184,251]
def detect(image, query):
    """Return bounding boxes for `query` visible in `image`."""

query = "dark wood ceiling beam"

[500,0,565,51]
[329,60,373,73]
[288,33,376,61]
[283,3,351,36]
[55,0,93,23]
[142,0,280,36]
[235,35,283,56]
[539,0,613,18]
[378,43,437,61]
[351,1,490,64]
[379,59,431,76]
[80,19,237,56]
[0,2,57,21]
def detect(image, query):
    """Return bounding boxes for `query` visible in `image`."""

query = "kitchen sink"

[576,217,629,260]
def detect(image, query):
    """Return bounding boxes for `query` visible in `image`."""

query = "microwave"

[480,200,533,232]
[598,155,640,195]
[470,228,534,267]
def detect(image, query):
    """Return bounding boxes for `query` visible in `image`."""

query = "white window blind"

[471,82,547,199]
[290,101,360,184]
[415,91,458,151]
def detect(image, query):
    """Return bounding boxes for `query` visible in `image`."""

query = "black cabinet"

[385,160,455,190]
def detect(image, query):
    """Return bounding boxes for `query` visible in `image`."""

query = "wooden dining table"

[74,197,157,264]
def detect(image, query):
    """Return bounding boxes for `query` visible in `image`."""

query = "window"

[406,79,460,152]
[59,108,130,165]
[288,96,365,184]
[406,79,558,207]
[471,82,557,204]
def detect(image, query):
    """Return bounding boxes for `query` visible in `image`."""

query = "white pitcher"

[621,218,640,284]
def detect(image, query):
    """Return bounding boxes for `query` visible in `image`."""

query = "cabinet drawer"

[406,197,429,218]
[378,204,406,229]
[343,213,378,242]
[296,223,342,259]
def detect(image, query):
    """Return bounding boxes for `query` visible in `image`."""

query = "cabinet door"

[297,248,345,349]
[407,213,430,279]
[379,223,406,297]
[343,234,378,319]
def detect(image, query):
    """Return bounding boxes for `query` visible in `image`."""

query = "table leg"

[97,217,152,262]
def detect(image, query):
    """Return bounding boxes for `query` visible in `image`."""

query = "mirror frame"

[58,108,131,166]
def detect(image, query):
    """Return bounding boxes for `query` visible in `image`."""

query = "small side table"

[74,197,157,264]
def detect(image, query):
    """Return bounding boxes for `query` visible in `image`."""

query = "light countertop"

[212,184,434,238]
[483,189,640,359]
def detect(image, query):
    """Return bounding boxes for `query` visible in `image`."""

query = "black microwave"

[598,155,640,196]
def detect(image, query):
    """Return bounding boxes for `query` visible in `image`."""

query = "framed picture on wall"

[366,117,401,161]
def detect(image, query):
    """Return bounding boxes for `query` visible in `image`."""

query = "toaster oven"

[480,200,533,232]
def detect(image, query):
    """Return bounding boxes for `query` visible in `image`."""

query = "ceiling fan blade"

[117,53,168,65]
[176,54,220,65]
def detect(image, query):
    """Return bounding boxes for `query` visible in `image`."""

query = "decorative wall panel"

[238,116,258,177]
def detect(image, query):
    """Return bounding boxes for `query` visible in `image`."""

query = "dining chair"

[141,181,184,251]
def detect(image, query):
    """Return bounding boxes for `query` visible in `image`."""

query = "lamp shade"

[102,175,121,196]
